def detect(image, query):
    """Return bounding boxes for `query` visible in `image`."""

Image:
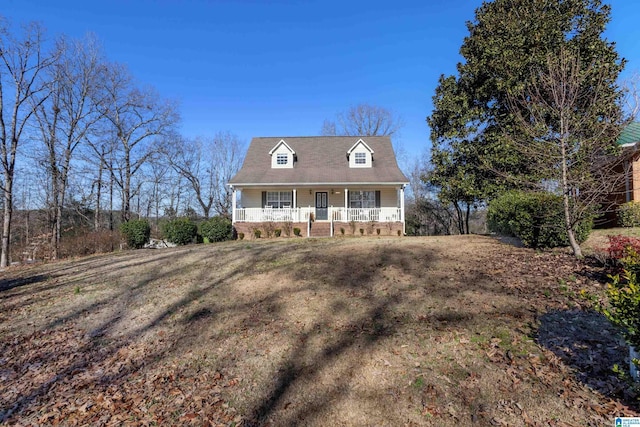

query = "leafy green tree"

[427,0,626,241]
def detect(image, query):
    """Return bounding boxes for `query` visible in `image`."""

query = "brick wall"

[233,221,404,239]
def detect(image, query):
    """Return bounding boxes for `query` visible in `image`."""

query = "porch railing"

[234,207,401,223]
[234,207,313,222]
[331,207,401,222]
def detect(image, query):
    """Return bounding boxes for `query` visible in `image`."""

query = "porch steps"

[309,222,332,238]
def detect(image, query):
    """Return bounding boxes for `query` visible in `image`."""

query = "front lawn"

[0,235,637,425]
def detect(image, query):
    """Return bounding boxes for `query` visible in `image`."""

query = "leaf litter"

[0,235,638,426]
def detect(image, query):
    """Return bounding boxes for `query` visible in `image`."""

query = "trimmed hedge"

[120,219,151,249]
[162,218,198,245]
[487,190,591,249]
[618,202,640,227]
[201,216,233,242]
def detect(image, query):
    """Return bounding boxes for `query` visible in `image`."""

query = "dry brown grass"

[0,235,638,426]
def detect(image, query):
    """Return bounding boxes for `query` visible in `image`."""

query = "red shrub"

[604,235,640,260]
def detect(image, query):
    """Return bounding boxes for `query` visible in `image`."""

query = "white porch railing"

[235,207,314,222]
[234,207,401,223]
[331,207,401,222]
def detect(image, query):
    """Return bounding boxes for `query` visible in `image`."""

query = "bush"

[274,228,282,237]
[601,245,640,349]
[120,219,151,249]
[254,229,262,238]
[201,216,233,242]
[604,235,640,262]
[293,227,301,237]
[487,190,592,249]
[162,218,198,245]
[618,202,640,227]
[238,232,245,240]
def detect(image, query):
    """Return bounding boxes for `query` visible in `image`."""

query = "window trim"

[349,190,376,209]
[276,153,288,165]
[266,191,292,208]
[354,152,367,165]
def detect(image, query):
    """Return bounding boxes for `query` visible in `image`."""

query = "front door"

[315,192,328,220]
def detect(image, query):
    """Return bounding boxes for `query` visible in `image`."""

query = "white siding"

[241,189,263,208]
[380,187,399,207]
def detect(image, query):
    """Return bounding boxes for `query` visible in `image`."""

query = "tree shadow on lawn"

[0,274,50,292]
[241,243,480,425]
[536,309,639,410]
[0,241,300,423]
[0,238,526,425]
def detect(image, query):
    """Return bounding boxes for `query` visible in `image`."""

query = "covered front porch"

[230,186,406,236]
[234,206,402,223]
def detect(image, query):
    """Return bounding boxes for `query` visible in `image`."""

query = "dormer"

[269,139,295,169]
[347,139,374,168]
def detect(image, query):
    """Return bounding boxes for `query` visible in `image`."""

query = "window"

[276,153,288,165]
[266,191,292,208]
[354,152,366,164]
[349,190,375,209]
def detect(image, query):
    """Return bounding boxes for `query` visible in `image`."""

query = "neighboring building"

[618,122,640,203]
[228,136,409,237]
[600,122,640,227]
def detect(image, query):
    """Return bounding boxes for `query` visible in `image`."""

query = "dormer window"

[277,153,288,165]
[269,139,295,169]
[347,139,374,168]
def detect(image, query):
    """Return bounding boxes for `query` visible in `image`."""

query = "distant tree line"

[0,18,244,265]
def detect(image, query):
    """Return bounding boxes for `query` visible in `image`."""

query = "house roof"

[229,136,409,186]
[617,122,640,147]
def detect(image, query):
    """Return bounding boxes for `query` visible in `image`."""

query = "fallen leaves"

[0,326,244,426]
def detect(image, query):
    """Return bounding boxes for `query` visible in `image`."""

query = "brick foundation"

[233,221,404,240]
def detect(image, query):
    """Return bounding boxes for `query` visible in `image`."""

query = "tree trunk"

[465,204,471,235]
[1,174,13,268]
[123,150,131,222]
[109,160,114,232]
[560,124,583,258]
[95,157,102,231]
[453,201,464,235]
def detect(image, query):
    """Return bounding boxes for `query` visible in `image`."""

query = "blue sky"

[4,0,640,163]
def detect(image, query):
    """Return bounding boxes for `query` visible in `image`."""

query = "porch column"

[344,188,348,219]
[231,187,237,223]
[293,188,297,221]
[400,185,406,234]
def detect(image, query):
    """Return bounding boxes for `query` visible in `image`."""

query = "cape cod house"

[228,136,409,237]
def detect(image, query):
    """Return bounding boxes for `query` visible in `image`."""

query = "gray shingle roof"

[229,136,409,186]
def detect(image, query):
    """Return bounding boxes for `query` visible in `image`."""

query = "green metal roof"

[617,122,640,146]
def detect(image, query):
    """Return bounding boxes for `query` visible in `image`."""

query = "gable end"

[347,139,374,168]
[269,139,295,169]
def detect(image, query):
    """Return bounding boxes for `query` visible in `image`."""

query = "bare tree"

[509,49,626,257]
[98,63,179,222]
[622,71,640,120]
[0,21,59,267]
[321,103,404,136]
[32,34,105,259]
[163,131,244,219]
